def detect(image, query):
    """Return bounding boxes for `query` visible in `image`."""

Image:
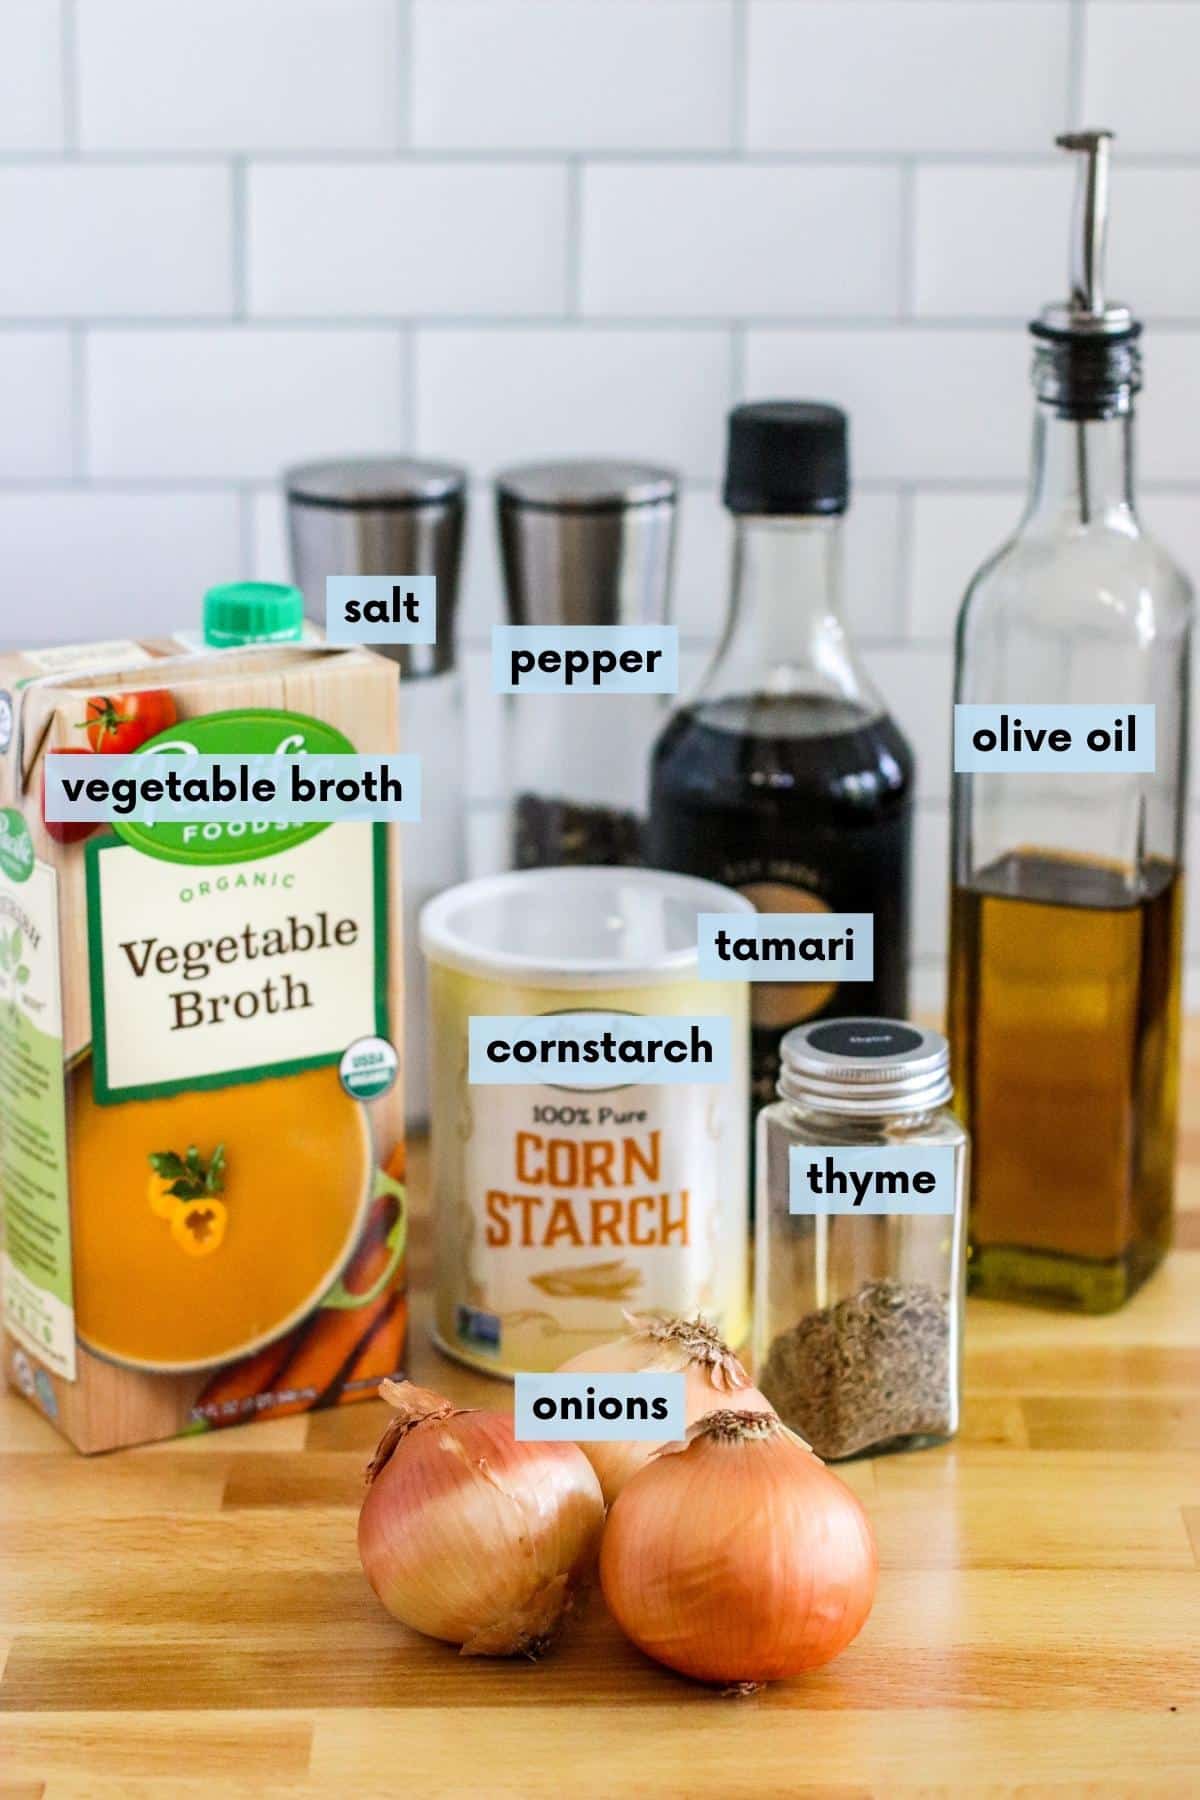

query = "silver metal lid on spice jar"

[284,456,468,679]
[496,458,678,631]
[778,1018,952,1117]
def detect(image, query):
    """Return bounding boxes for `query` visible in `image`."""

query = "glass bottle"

[647,403,915,1114]
[284,457,469,1129]
[496,461,677,870]
[755,1019,967,1460]
[948,132,1192,1312]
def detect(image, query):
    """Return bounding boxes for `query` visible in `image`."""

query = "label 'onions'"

[600,1410,877,1686]
[358,1380,605,1656]
[557,1313,774,1503]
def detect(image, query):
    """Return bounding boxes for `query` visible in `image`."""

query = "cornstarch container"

[421,867,753,1376]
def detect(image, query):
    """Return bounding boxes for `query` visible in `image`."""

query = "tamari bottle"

[648,402,914,1113]
[948,131,1192,1312]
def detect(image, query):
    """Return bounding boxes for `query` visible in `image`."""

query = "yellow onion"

[558,1312,773,1504]
[600,1410,877,1686]
[358,1380,604,1656]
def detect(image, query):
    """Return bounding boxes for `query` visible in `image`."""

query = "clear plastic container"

[754,1019,968,1459]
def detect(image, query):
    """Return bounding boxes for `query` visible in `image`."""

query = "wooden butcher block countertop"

[4,1044,1200,1798]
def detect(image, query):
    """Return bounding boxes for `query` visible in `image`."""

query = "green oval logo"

[0,808,34,883]
[112,708,356,866]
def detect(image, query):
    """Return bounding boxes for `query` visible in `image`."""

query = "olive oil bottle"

[949,133,1192,1311]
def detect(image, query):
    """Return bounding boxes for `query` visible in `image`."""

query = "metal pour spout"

[1057,129,1113,319]
[1040,129,1132,337]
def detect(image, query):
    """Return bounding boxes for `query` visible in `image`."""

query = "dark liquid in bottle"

[949,849,1183,1312]
[647,692,914,1110]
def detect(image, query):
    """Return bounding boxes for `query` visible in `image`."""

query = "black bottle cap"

[723,401,849,517]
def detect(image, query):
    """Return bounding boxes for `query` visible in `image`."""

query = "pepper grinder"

[285,457,468,1128]
[495,460,678,869]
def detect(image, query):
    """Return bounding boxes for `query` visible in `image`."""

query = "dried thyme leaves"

[758,1278,951,1459]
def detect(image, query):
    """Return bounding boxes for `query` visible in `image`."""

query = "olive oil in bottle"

[949,853,1182,1309]
[949,133,1192,1311]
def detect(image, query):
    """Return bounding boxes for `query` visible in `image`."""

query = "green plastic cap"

[203,581,305,647]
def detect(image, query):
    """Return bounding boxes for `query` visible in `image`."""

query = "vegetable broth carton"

[0,622,407,1451]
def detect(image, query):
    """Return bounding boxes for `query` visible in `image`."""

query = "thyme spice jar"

[754,1019,967,1459]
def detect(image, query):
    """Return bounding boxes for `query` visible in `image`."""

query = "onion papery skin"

[599,1412,877,1685]
[558,1314,774,1505]
[358,1384,605,1656]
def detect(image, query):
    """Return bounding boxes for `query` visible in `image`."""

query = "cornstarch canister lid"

[420,865,754,990]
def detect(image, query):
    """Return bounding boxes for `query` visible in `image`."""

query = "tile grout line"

[403,325,417,450]
[898,159,917,320]
[565,158,583,317]
[69,327,87,480]
[60,0,79,155]
[230,159,248,321]
[396,0,413,150]
[730,325,747,404]
[8,148,1200,169]
[8,314,1200,334]
[730,0,749,153]
[896,483,917,640]
[1067,0,1088,129]
[237,485,257,576]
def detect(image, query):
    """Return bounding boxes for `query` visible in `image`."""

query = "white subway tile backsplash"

[414,329,731,482]
[248,164,567,319]
[412,0,733,151]
[1082,3,1200,153]
[581,164,901,319]
[0,492,242,639]
[251,487,291,587]
[747,2,1070,153]
[0,1,64,150]
[0,167,232,319]
[78,0,402,152]
[1140,333,1200,484]
[916,164,1200,321]
[914,165,1069,321]
[672,489,732,644]
[909,490,1023,640]
[86,329,406,480]
[744,330,1028,482]
[845,491,905,642]
[0,333,73,481]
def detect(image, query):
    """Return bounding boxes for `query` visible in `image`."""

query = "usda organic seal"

[339,1034,399,1101]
